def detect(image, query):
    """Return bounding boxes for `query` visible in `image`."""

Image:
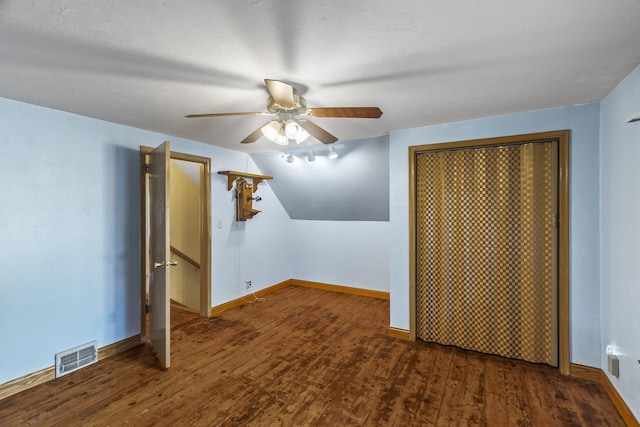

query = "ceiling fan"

[186,79,383,145]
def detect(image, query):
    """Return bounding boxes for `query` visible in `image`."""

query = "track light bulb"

[328,146,338,160]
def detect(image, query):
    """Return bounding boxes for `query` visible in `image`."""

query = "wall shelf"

[218,170,273,193]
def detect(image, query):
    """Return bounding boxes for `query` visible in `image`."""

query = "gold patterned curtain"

[416,142,557,366]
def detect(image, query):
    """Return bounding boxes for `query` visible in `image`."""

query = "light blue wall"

[600,64,640,419]
[0,97,292,384]
[290,220,389,292]
[251,135,390,221]
[389,104,602,367]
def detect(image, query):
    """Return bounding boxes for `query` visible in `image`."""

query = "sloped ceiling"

[251,136,389,221]
[1,1,640,153]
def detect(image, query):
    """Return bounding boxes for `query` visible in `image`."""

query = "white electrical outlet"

[608,353,620,378]
[217,219,223,229]
[245,280,252,289]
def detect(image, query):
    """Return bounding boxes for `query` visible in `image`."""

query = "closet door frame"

[408,130,570,375]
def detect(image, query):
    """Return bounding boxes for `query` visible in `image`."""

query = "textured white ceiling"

[1,0,639,153]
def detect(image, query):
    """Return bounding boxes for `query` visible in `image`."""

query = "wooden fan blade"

[306,107,383,119]
[185,112,271,118]
[241,122,271,144]
[265,79,295,108]
[299,120,338,144]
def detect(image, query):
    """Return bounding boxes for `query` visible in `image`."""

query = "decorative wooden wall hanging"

[218,171,273,221]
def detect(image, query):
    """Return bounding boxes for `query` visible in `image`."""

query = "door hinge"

[145,304,151,314]
[552,213,559,228]
[143,163,151,174]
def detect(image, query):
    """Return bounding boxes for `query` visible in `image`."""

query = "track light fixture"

[270,143,344,164]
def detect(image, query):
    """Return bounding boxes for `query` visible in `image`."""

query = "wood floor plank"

[524,362,566,425]
[455,349,487,426]
[483,351,510,425]
[503,359,534,426]
[0,286,625,426]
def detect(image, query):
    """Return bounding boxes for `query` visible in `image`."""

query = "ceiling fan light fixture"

[328,145,338,160]
[261,121,281,142]
[274,127,288,145]
[284,119,299,139]
[284,119,310,144]
[285,153,295,163]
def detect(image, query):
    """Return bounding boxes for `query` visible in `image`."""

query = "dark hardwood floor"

[0,286,624,426]
[170,299,201,329]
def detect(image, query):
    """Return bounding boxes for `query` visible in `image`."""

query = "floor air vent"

[55,341,98,378]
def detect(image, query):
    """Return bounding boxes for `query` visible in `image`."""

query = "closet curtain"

[415,142,557,365]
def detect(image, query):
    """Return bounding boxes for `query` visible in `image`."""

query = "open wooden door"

[148,141,172,368]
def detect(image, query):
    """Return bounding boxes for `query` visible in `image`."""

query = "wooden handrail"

[170,245,200,270]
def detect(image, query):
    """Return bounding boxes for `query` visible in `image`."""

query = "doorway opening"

[169,158,205,327]
[139,143,212,367]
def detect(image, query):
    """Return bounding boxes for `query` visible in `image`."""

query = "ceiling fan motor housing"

[266,94,307,116]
